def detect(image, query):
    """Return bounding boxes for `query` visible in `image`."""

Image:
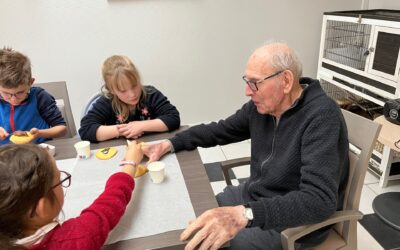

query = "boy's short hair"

[0,48,32,88]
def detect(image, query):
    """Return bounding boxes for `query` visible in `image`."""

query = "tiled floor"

[197,140,400,250]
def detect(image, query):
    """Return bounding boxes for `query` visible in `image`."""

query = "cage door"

[367,26,400,82]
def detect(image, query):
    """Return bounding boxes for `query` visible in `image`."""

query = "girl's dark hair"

[0,144,55,249]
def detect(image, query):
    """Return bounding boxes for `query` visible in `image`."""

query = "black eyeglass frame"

[242,70,284,91]
[0,88,31,100]
[53,170,72,189]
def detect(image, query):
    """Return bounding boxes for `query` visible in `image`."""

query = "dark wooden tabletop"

[50,127,218,250]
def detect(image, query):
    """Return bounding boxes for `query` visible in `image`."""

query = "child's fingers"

[0,127,9,139]
[29,128,39,136]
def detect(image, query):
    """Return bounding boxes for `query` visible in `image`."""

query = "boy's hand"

[0,127,9,140]
[29,128,40,139]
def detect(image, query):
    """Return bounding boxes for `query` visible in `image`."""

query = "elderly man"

[143,42,349,250]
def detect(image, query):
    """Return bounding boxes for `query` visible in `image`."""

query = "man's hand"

[141,140,172,163]
[0,127,9,140]
[180,205,248,250]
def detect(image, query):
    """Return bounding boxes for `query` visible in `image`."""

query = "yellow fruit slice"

[135,164,148,178]
[95,147,118,160]
[10,132,34,144]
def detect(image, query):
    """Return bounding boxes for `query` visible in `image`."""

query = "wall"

[368,0,400,9]
[0,0,361,127]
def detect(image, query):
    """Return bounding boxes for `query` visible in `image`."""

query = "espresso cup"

[74,141,91,159]
[147,161,166,183]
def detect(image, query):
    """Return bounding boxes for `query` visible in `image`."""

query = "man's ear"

[282,70,294,94]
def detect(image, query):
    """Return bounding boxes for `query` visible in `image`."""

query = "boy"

[0,48,67,144]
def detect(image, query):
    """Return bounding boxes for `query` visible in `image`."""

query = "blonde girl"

[79,55,180,142]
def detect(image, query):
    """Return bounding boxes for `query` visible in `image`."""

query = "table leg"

[379,145,394,188]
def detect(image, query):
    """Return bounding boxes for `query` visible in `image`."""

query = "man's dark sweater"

[171,78,349,231]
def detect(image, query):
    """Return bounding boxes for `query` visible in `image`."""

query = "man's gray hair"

[264,41,303,80]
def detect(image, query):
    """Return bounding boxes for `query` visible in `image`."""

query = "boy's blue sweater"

[0,87,66,144]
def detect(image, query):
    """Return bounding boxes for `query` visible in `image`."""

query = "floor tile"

[198,146,226,164]
[360,185,378,214]
[204,162,234,182]
[220,141,251,160]
[368,179,400,194]
[232,165,250,179]
[210,181,226,195]
[210,180,240,195]
[357,222,384,250]
[365,170,380,184]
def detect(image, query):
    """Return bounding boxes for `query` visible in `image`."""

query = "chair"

[36,81,77,138]
[220,109,381,250]
[80,92,102,119]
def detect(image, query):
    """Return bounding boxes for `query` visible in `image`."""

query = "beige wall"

[369,0,400,9]
[0,0,362,127]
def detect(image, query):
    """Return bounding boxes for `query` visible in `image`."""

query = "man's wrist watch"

[243,204,254,228]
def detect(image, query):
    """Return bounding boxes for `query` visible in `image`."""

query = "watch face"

[245,208,254,220]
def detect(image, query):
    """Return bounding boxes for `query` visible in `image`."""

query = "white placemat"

[59,144,196,244]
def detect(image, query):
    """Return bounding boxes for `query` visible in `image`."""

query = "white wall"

[0,0,361,128]
[369,0,400,9]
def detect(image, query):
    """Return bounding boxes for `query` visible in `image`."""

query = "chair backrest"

[80,92,102,119]
[36,81,77,138]
[335,109,381,242]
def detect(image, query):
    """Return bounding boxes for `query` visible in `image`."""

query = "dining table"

[50,127,219,250]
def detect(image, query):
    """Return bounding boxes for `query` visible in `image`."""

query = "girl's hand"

[125,140,144,164]
[0,127,9,140]
[117,121,144,139]
[121,140,144,178]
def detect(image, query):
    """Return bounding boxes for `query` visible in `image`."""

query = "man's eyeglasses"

[0,89,30,100]
[242,70,284,91]
[53,170,72,189]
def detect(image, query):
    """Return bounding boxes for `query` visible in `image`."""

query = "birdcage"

[323,20,371,70]
[318,9,400,107]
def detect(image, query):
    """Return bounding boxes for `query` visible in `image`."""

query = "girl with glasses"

[0,142,143,250]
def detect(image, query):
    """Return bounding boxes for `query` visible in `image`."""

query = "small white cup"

[39,143,56,157]
[147,161,166,183]
[74,141,91,159]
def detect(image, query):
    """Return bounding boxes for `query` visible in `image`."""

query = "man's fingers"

[209,238,225,250]
[180,218,203,241]
[198,227,219,250]
[183,227,208,250]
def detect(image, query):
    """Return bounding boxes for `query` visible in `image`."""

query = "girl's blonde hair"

[101,55,146,122]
